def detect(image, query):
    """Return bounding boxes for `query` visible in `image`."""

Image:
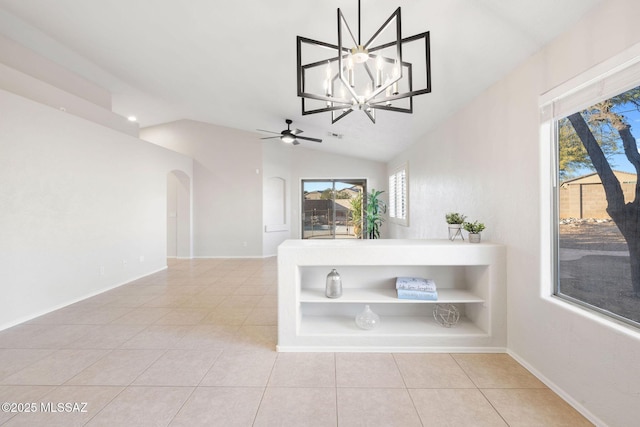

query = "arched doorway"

[167,170,191,259]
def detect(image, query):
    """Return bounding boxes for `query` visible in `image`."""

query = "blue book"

[397,288,438,300]
[396,277,437,292]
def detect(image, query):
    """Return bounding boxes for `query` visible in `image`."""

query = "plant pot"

[468,233,481,243]
[448,224,463,241]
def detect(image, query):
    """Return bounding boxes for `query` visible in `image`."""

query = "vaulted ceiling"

[0,0,602,161]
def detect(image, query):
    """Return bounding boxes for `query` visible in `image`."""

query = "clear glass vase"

[355,304,380,330]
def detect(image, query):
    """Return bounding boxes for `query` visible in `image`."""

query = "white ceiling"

[0,0,602,162]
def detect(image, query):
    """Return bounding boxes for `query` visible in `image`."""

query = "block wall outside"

[559,182,636,219]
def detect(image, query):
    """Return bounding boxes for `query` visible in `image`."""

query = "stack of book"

[396,277,438,300]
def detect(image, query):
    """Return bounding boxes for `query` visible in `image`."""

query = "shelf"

[278,239,506,351]
[300,288,484,304]
[299,315,486,336]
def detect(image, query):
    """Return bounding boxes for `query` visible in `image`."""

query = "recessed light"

[127,116,137,122]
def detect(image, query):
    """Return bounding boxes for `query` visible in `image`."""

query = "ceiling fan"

[258,119,322,145]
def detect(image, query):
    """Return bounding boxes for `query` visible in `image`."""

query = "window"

[543,58,640,328]
[301,179,366,239]
[388,164,408,226]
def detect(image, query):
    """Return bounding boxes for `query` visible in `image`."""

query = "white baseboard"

[507,349,608,427]
[191,255,275,259]
[0,266,168,332]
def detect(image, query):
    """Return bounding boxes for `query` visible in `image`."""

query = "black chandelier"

[296,0,431,124]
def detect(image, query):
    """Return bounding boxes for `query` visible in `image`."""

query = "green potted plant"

[463,220,486,243]
[446,212,466,241]
[366,189,386,239]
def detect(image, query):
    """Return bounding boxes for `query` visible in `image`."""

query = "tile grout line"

[392,352,425,427]
[251,347,280,426]
[477,388,511,426]
[334,352,339,427]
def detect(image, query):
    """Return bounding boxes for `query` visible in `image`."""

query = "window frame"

[388,163,409,226]
[300,178,367,240]
[540,48,640,331]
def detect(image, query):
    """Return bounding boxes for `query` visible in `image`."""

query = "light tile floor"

[0,258,593,426]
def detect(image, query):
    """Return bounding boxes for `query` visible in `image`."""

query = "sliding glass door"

[302,179,366,239]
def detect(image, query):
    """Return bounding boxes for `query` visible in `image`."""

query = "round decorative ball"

[433,303,460,328]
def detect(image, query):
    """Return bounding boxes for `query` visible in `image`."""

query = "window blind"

[389,166,407,221]
[541,56,640,121]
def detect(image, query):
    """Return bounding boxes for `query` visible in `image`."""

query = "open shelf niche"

[277,239,506,352]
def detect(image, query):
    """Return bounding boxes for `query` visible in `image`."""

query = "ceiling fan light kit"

[296,0,431,124]
[258,119,323,145]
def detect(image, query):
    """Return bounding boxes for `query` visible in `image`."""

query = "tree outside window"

[557,85,640,327]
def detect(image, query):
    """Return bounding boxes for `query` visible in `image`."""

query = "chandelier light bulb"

[346,57,355,87]
[376,55,384,87]
[325,61,333,97]
[392,61,400,95]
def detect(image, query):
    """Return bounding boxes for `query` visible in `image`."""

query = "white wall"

[262,141,294,256]
[388,0,640,425]
[141,120,264,257]
[143,122,388,258]
[0,33,111,109]
[0,34,138,137]
[0,89,193,330]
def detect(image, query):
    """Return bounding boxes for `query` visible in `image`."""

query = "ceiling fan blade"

[256,129,281,135]
[292,139,301,145]
[260,136,281,140]
[296,135,323,143]
[292,128,303,135]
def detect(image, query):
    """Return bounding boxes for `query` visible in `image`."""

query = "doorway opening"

[167,170,191,258]
[302,179,366,239]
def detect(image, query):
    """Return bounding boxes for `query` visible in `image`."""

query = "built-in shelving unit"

[277,239,506,352]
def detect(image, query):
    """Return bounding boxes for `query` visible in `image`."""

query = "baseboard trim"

[0,266,168,332]
[190,255,275,259]
[507,349,608,427]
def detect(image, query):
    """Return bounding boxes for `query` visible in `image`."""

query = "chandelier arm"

[331,109,354,124]
[368,102,413,114]
[369,31,429,53]
[297,35,341,52]
[363,8,401,50]
[338,9,359,50]
[303,52,349,70]
[297,3,430,123]
[364,107,376,124]
[300,88,352,105]
[302,102,354,115]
